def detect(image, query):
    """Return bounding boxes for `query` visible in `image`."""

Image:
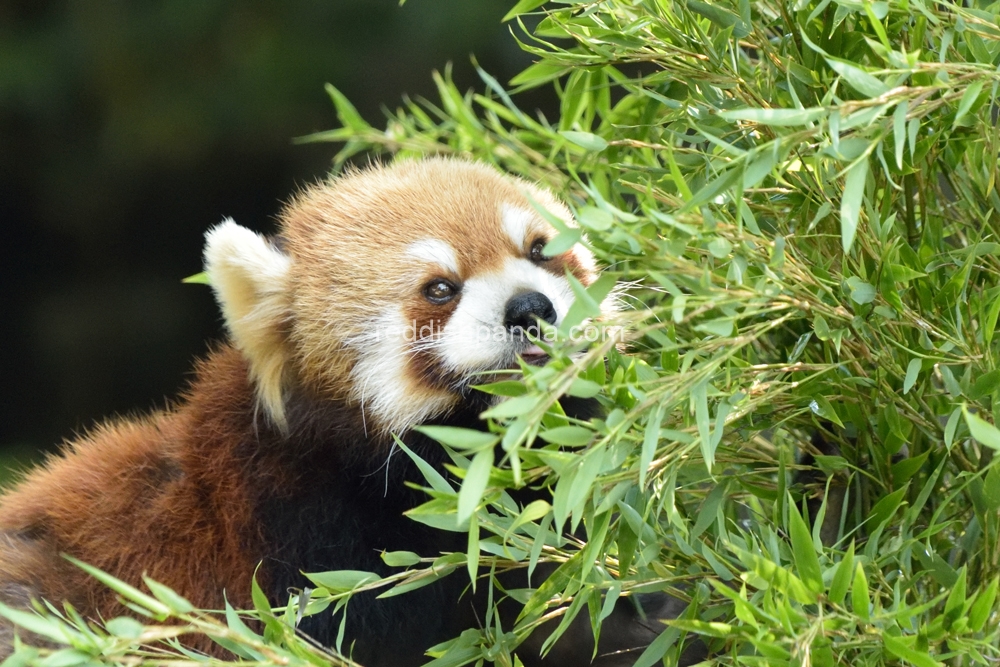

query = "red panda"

[0,159,696,666]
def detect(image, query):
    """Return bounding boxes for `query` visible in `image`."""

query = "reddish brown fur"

[0,349,264,649]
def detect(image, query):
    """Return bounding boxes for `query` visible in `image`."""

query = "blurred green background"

[0,0,553,483]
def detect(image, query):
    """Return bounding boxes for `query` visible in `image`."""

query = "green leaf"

[415,426,499,450]
[943,566,967,628]
[945,407,962,449]
[506,499,551,539]
[852,561,870,622]
[985,290,1000,345]
[564,444,607,524]
[808,395,844,427]
[598,582,622,623]
[744,149,777,188]
[561,271,615,331]
[733,548,817,604]
[559,130,608,151]
[0,602,71,644]
[640,404,664,487]
[709,580,759,628]
[394,437,454,493]
[841,157,869,253]
[471,380,527,397]
[305,570,380,592]
[631,626,680,667]
[543,228,583,257]
[63,555,170,618]
[889,263,927,283]
[826,58,889,97]
[693,380,714,473]
[576,206,614,231]
[828,541,855,607]
[502,0,548,22]
[382,551,422,567]
[457,447,494,525]
[324,83,370,132]
[539,425,594,447]
[907,117,919,159]
[969,369,1000,400]
[970,577,999,631]
[892,451,929,485]
[687,0,750,36]
[481,394,538,419]
[105,616,144,639]
[567,378,602,398]
[143,577,194,613]
[868,485,908,528]
[707,237,733,258]
[788,497,824,594]
[509,60,566,89]
[719,107,826,126]
[182,271,210,285]
[694,318,735,337]
[893,101,908,169]
[379,562,461,600]
[903,358,922,394]
[954,80,984,127]
[883,635,944,667]
[666,619,732,637]
[964,407,1000,450]
[223,598,262,653]
[846,276,876,304]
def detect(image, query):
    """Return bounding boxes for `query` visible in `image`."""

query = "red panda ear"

[204,218,291,429]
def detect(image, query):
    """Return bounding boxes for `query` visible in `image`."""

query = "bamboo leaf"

[457,447,494,525]
[964,407,1000,450]
[903,358,921,394]
[559,130,608,151]
[883,635,944,667]
[503,0,548,22]
[852,561,870,622]
[640,403,664,487]
[416,426,499,450]
[841,157,869,253]
[828,541,856,606]
[788,497,824,594]
[305,570,380,592]
[826,58,889,97]
[719,107,826,125]
[954,81,984,127]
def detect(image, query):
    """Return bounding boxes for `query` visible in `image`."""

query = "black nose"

[504,291,557,334]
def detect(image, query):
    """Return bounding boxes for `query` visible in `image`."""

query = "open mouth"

[518,344,549,367]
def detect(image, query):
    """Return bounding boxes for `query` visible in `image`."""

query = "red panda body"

[0,159,698,666]
[0,344,492,665]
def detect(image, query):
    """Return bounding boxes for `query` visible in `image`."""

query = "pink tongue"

[522,344,546,356]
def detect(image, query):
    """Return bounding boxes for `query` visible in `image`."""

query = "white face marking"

[437,257,575,372]
[342,255,578,434]
[501,204,537,250]
[344,227,586,435]
[406,238,459,275]
[346,307,455,435]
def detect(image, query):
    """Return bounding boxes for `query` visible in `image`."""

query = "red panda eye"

[530,239,550,263]
[423,279,458,305]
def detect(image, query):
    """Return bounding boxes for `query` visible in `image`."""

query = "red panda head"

[204,158,599,435]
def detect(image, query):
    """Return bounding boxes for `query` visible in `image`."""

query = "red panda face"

[204,158,599,435]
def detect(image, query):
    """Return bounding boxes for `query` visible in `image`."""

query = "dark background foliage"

[0,0,551,471]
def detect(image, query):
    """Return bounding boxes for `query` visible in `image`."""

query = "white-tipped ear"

[204,218,292,429]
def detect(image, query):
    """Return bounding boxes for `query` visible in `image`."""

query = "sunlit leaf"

[964,407,1000,450]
